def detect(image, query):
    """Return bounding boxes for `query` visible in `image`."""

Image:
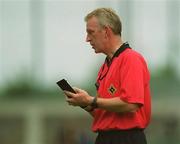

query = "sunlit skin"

[64,16,139,114]
[86,16,107,54]
[86,16,124,59]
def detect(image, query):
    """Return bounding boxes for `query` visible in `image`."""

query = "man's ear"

[104,26,112,39]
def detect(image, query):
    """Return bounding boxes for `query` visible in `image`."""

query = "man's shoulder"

[120,48,143,59]
[118,48,147,65]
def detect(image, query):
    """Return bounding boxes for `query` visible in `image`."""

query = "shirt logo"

[108,84,117,95]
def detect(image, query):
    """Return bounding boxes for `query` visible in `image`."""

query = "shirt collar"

[105,42,131,65]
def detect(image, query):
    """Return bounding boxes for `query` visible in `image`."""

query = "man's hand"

[64,87,93,107]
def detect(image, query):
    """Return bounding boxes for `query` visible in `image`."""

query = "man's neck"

[106,37,124,60]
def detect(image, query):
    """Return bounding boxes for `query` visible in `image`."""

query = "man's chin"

[94,50,101,54]
[92,47,100,54]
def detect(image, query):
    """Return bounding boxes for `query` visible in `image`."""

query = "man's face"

[86,16,106,53]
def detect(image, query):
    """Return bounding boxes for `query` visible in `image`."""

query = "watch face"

[91,97,98,108]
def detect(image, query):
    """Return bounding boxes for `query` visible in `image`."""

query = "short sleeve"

[119,52,148,105]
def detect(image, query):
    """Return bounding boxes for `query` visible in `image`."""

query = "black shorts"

[95,128,147,144]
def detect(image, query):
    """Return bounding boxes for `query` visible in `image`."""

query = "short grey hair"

[84,8,122,36]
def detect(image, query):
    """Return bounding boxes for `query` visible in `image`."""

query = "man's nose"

[86,35,90,42]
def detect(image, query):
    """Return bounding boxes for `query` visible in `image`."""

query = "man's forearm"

[96,97,139,113]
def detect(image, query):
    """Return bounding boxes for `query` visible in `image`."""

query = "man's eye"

[87,30,94,35]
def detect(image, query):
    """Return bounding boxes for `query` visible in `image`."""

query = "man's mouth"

[90,44,94,48]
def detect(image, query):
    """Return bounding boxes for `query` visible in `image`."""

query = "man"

[64,8,151,144]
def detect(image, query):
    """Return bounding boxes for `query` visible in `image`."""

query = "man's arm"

[95,97,140,113]
[64,88,140,114]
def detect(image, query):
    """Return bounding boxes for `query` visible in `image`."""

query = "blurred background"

[0,0,180,144]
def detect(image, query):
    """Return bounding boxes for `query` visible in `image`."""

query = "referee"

[64,8,151,144]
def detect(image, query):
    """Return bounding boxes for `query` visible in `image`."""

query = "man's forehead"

[86,17,100,29]
[87,16,99,25]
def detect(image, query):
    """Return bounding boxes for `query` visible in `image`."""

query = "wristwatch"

[91,96,98,109]
[82,97,98,112]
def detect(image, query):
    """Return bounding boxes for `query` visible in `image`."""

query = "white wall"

[43,0,103,86]
[0,0,31,86]
[0,0,179,88]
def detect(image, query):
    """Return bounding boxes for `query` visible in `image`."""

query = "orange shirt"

[92,44,151,132]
